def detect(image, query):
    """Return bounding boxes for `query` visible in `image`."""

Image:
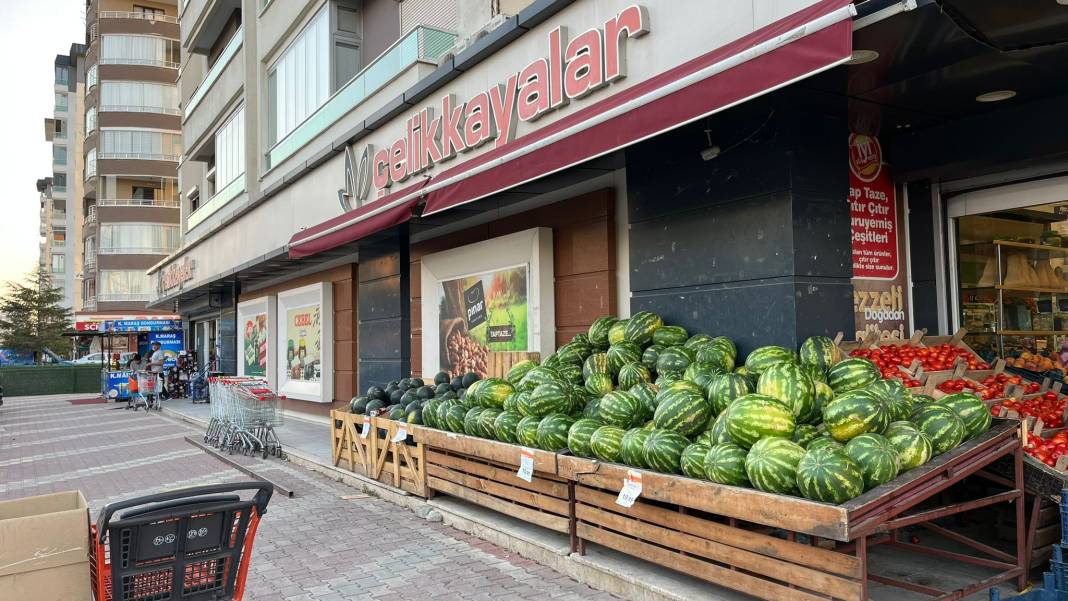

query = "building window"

[100,223,179,254]
[54,119,67,139]
[53,229,66,247]
[55,65,69,86]
[99,270,153,299]
[267,7,329,146]
[51,254,65,274]
[86,107,97,134]
[55,92,67,111]
[101,81,179,114]
[100,129,182,160]
[87,65,98,89]
[133,5,166,18]
[53,145,67,165]
[215,106,245,191]
[101,34,179,68]
[53,173,67,189]
[85,148,97,179]
[333,2,361,90]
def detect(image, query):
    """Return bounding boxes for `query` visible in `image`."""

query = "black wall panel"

[357,227,410,391]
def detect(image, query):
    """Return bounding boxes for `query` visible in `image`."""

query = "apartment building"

[81,0,182,315]
[35,178,58,283]
[43,46,88,310]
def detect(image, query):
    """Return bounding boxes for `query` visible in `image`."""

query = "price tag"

[516,448,535,483]
[391,426,408,443]
[360,416,371,439]
[615,469,643,508]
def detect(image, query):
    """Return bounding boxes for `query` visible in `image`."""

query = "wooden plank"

[1034,523,1061,548]
[427,464,570,516]
[418,428,559,475]
[559,455,849,541]
[426,450,569,498]
[577,524,830,601]
[429,476,570,533]
[576,487,860,579]
[577,504,862,601]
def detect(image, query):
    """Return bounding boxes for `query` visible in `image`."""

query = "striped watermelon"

[813,381,834,416]
[557,340,590,366]
[423,399,441,429]
[569,385,592,414]
[585,373,614,397]
[695,345,735,373]
[910,404,966,455]
[618,362,652,390]
[805,436,843,453]
[598,390,643,428]
[444,405,468,432]
[683,361,721,391]
[464,407,485,437]
[796,448,864,504]
[867,379,913,421]
[827,358,880,393]
[706,408,733,445]
[792,424,820,448]
[844,433,900,490]
[912,394,936,405]
[653,325,689,347]
[684,334,714,351]
[621,428,653,468]
[582,396,601,419]
[705,442,749,486]
[521,382,572,417]
[542,353,560,369]
[757,362,817,424]
[515,416,542,447]
[629,382,660,419]
[655,373,680,388]
[745,437,805,494]
[536,413,576,451]
[567,418,603,457]
[623,311,663,347]
[706,373,752,415]
[557,364,584,386]
[822,389,889,442]
[590,426,626,462]
[588,316,618,350]
[506,360,539,386]
[607,342,643,374]
[681,443,711,479]
[799,336,842,370]
[883,421,932,471]
[725,394,796,449]
[517,366,566,393]
[641,345,664,372]
[643,428,690,474]
[656,346,696,376]
[478,408,502,439]
[800,362,827,384]
[744,346,797,375]
[938,392,991,440]
[477,378,515,408]
[708,336,738,361]
[502,392,521,413]
[653,382,711,437]
[583,353,611,379]
[493,411,523,444]
[608,319,629,345]
[734,366,759,389]
[572,332,591,346]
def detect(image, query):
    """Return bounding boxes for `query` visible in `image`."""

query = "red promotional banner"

[849,133,898,279]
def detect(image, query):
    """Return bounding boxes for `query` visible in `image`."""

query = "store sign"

[75,320,103,331]
[347,4,649,198]
[158,257,195,293]
[145,331,183,367]
[849,134,910,340]
[104,319,182,333]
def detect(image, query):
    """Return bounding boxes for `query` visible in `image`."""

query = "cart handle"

[95,481,274,543]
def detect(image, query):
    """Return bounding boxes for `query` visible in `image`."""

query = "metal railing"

[185,27,243,117]
[84,255,97,271]
[52,210,67,222]
[97,292,155,302]
[99,58,179,69]
[99,11,178,23]
[186,175,245,231]
[98,152,181,162]
[99,198,180,208]
[265,25,457,170]
[83,296,97,311]
[100,104,181,116]
[98,246,176,255]
[85,206,97,226]
[52,185,67,194]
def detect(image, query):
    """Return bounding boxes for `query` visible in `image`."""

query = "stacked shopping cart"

[204,377,284,459]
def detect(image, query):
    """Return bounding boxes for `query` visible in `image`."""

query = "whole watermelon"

[542,354,560,369]
[656,346,696,376]
[621,428,653,468]
[813,380,834,416]
[629,382,659,420]
[582,396,601,419]
[537,413,576,451]
[757,362,817,424]
[618,362,652,390]
[518,366,566,393]
[502,392,521,413]
[522,382,572,417]
[608,319,629,346]
[464,407,485,437]
[641,345,664,372]
[444,405,468,432]
[827,358,880,393]
[822,389,889,442]
[706,373,752,415]
[423,399,441,429]
[844,433,900,490]
[792,424,820,448]
[515,416,542,447]
[883,421,932,471]
[473,378,514,409]
[506,360,539,387]
[800,362,828,385]
[607,342,643,375]
[708,336,738,360]
[585,373,614,397]
[557,340,591,366]
[583,353,611,379]
[652,325,688,347]
[590,426,626,462]
[567,418,602,457]
[867,379,913,422]
[938,392,991,440]
[799,336,842,370]
[623,311,663,347]
[725,394,796,448]
[494,411,523,444]
[478,408,503,439]
[587,316,617,350]
[911,404,966,455]
[681,443,711,479]
[806,436,843,453]
[598,390,643,428]
[557,364,584,386]
[684,334,714,351]
[745,437,805,494]
[705,408,733,445]
[653,382,711,437]
[695,345,734,373]
[683,361,721,391]
[705,442,749,486]
[350,396,369,414]
[744,346,797,376]
[796,447,864,504]
[642,428,690,474]
[655,373,680,388]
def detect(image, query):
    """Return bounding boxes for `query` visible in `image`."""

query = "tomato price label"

[391,426,408,443]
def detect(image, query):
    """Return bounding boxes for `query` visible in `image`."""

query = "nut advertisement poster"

[439,265,529,377]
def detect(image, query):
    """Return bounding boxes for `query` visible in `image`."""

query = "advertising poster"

[285,305,321,383]
[849,133,911,341]
[438,265,529,377]
[242,312,268,377]
[144,331,183,368]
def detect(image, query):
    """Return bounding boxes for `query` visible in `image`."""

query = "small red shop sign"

[849,133,899,280]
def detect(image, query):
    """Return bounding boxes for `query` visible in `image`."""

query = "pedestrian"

[148,341,166,396]
[126,353,143,371]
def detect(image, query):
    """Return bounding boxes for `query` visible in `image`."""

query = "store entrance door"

[195,319,218,372]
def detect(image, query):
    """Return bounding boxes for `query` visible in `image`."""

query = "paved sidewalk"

[0,395,617,601]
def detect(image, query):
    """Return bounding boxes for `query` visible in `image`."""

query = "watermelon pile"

[364,315,992,505]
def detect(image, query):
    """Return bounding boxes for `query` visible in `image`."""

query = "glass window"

[267,7,329,146]
[55,92,67,111]
[101,34,179,68]
[215,106,245,190]
[86,107,97,133]
[53,173,67,188]
[85,148,97,179]
[53,146,67,165]
[99,270,154,295]
[101,81,179,114]
[100,223,179,254]
[51,255,65,274]
[54,119,66,138]
[87,65,98,89]
[133,5,166,18]
[100,129,182,159]
[55,65,69,85]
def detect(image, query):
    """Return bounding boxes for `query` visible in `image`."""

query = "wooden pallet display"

[366,417,428,497]
[416,427,574,538]
[486,351,541,378]
[330,410,373,476]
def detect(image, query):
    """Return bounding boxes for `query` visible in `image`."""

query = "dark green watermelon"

[744,346,797,376]
[799,336,842,370]
[582,353,611,379]
[844,433,900,490]
[706,373,752,415]
[623,311,663,347]
[867,379,913,422]
[536,413,576,451]
[725,394,796,449]
[705,442,749,486]
[641,345,664,372]
[585,373,614,397]
[506,360,539,386]
[494,411,523,444]
[521,382,572,417]
[607,342,643,375]
[822,389,889,442]
[652,325,688,347]
[642,428,689,474]
[618,362,652,390]
[827,358,880,393]
[745,437,805,494]
[598,390,643,428]
[590,426,626,462]
[621,427,653,468]
[796,447,864,503]
[588,316,618,350]
[608,319,629,346]
[567,418,603,457]
[656,346,696,376]
[756,362,817,424]
[629,382,659,421]
[681,443,711,479]
[515,416,542,447]
[653,382,710,438]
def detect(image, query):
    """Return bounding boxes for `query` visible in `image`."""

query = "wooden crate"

[997,497,1061,569]
[330,410,372,476]
[487,352,541,379]
[416,427,573,536]
[366,417,428,497]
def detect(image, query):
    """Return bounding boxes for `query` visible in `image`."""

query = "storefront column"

[626,97,853,354]
[906,180,941,334]
[357,225,411,391]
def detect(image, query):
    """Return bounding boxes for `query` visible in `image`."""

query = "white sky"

[0,0,86,285]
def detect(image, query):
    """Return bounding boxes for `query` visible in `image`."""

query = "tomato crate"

[840,328,990,383]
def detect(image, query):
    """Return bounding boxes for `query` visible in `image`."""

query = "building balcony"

[183,27,243,151]
[98,11,178,24]
[99,152,181,162]
[186,174,245,232]
[83,296,97,311]
[52,185,67,196]
[99,198,180,208]
[98,11,179,39]
[100,104,181,117]
[85,206,97,226]
[97,292,154,302]
[99,246,176,256]
[52,210,66,223]
[84,254,97,272]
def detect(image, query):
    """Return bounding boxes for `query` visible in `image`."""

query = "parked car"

[74,352,134,366]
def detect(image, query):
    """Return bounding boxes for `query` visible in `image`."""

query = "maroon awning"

[288,193,421,259]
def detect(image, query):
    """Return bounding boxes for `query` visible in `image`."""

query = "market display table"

[330,411,427,496]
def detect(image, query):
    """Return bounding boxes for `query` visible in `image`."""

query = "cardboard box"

[0,491,91,601]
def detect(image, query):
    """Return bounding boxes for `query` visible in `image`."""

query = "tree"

[0,266,72,362]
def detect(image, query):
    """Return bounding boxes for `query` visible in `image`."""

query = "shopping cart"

[204,377,284,459]
[126,371,161,412]
[90,482,273,601]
